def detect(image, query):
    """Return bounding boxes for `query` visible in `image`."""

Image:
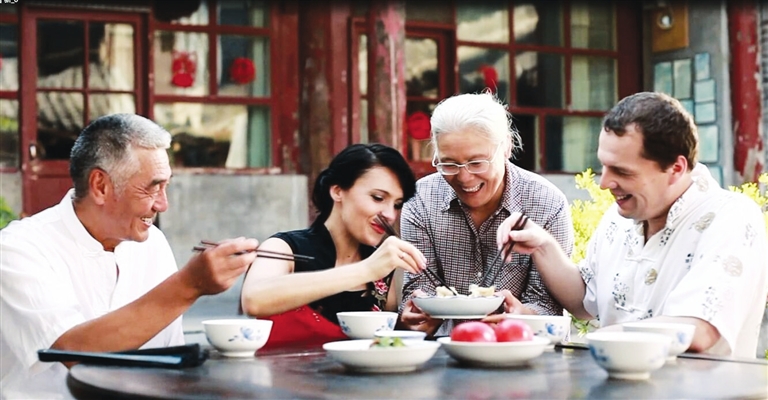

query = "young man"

[1,114,259,398]
[400,92,574,336]
[498,92,768,357]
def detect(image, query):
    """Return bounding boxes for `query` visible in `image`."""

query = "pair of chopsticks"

[192,240,314,263]
[484,214,529,284]
[374,214,460,296]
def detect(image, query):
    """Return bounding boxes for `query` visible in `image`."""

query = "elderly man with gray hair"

[0,114,259,399]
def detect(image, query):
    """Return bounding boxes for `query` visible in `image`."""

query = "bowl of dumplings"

[412,285,503,319]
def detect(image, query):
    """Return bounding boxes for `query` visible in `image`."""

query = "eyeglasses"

[431,142,504,176]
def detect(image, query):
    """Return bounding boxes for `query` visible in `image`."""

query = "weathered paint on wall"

[367,1,405,149]
[729,0,765,182]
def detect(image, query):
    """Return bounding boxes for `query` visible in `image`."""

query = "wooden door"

[20,8,145,214]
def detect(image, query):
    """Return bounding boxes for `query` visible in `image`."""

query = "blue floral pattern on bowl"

[227,326,260,342]
[340,320,351,335]
[676,332,689,346]
[589,345,609,364]
[386,317,396,329]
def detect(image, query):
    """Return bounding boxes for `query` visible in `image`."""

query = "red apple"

[450,321,497,342]
[494,319,534,342]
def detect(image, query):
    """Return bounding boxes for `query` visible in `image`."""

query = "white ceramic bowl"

[336,311,397,339]
[437,336,550,367]
[586,331,672,380]
[374,330,427,341]
[504,314,570,345]
[202,319,273,357]
[412,296,504,319]
[323,339,440,373]
[622,322,696,359]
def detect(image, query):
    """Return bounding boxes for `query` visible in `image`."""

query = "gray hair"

[429,92,522,156]
[69,113,171,200]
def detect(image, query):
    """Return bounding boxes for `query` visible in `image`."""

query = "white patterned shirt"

[0,190,184,399]
[401,162,574,335]
[580,164,768,358]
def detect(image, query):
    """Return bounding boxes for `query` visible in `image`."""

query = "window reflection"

[545,116,602,172]
[0,23,18,91]
[571,1,614,50]
[405,38,438,98]
[154,31,209,95]
[88,23,134,91]
[0,99,19,168]
[571,56,615,111]
[155,103,271,168]
[514,3,562,46]
[515,51,563,108]
[36,92,83,160]
[457,2,509,43]
[37,21,84,89]
[458,46,510,102]
[218,0,268,27]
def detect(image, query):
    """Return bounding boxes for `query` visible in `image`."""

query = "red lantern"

[229,57,256,85]
[479,64,498,93]
[171,51,196,88]
[406,111,431,140]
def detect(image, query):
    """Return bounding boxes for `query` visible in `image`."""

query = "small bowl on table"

[202,319,273,357]
[337,311,397,339]
[504,314,570,345]
[437,336,550,367]
[622,322,695,360]
[585,331,672,380]
[412,295,504,319]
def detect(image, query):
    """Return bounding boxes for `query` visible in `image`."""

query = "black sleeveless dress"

[272,224,393,325]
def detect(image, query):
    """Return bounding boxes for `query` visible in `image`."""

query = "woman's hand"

[363,236,426,280]
[400,289,442,334]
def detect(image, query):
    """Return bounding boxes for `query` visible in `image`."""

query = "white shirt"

[0,190,184,399]
[580,165,768,358]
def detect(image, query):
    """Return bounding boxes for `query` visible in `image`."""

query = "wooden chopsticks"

[374,214,459,296]
[193,240,314,263]
[484,214,529,284]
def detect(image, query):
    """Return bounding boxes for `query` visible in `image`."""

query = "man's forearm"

[532,239,589,319]
[51,272,197,354]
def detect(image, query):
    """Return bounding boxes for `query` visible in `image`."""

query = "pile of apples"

[450,320,533,342]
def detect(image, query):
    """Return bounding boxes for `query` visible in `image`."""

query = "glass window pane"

[153,31,209,96]
[37,21,84,89]
[514,2,562,46]
[571,56,616,111]
[516,51,563,108]
[154,103,271,168]
[359,98,368,143]
[358,35,367,95]
[218,35,270,97]
[88,22,134,90]
[405,37,438,98]
[405,101,436,162]
[511,114,537,171]
[36,92,83,160]
[545,115,602,172]
[0,99,19,168]
[0,23,18,91]
[156,1,209,25]
[0,4,18,14]
[571,1,615,50]
[458,46,510,102]
[88,94,135,121]
[406,3,452,24]
[457,2,510,44]
[218,0,268,27]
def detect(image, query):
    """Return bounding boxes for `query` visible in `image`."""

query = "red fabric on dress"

[261,305,347,350]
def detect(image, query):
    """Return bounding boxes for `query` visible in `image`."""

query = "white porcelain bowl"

[586,331,672,380]
[323,339,440,373]
[412,296,503,319]
[374,330,427,341]
[336,311,397,339]
[202,319,273,357]
[622,322,696,359]
[504,314,570,345]
[437,336,550,367]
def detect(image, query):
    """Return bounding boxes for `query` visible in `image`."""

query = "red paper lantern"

[406,111,431,140]
[171,51,196,88]
[479,64,498,93]
[229,57,256,85]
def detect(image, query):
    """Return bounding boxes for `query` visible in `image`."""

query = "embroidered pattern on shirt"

[640,309,653,320]
[644,268,658,285]
[659,227,674,246]
[693,212,715,232]
[684,253,694,270]
[695,176,710,192]
[745,223,756,247]
[612,273,629,309]
[605,222,618,244]
[579,262,595,284]
[702,286,722,321]
[722,255,743,277]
